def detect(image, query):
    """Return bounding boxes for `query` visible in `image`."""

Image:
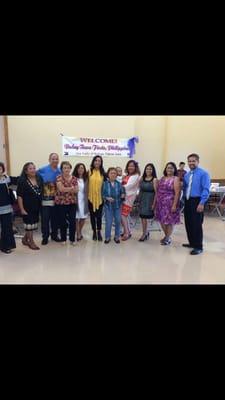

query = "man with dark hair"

[37,153,61,245]
[182,154,210,255]
[177,162,187,183]
[177,162,187,211]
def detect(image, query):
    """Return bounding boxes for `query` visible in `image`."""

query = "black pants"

[184,197,204,250]
[56,204,76,242]
[0,213,16,251]
[88,201,103,232]
[41,205,59,240]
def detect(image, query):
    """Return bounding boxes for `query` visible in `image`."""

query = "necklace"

[27,178,42,197]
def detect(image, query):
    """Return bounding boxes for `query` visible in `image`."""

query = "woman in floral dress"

[155,162,181,245]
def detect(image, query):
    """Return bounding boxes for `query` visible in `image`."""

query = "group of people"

[0,152,210,256]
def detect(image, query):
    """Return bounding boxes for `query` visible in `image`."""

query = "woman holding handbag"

[0,162,16,254]
[121,160,140,241]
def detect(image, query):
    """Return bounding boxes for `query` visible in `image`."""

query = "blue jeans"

[104,204,121,240]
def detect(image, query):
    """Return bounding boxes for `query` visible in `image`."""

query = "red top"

[55,175,78,205]
[122,175,130,185]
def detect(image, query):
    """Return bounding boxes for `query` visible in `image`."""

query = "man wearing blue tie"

[183,154,210,255]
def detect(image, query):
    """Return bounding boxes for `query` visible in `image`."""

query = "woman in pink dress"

[155,162,181,245]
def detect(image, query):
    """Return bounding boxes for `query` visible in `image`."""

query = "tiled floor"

[1,215,225,284]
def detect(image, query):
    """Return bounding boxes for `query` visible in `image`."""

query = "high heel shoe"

[122,234,131,241]
[97,231,103,242]
[93,232,97,241]
[77,235,83,242]
[139,234,149,242]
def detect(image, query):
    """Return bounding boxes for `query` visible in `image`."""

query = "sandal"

[122,234,130,241]
[161,238,171,246]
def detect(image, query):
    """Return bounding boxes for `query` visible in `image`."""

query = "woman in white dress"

[73,163,89,241]
[121,160,141,241]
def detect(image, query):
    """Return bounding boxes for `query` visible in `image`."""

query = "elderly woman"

[0,162,16,254]
[55,161,79,245]
[102,167,125,244]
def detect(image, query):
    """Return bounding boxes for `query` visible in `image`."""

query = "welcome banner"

[62,136,131,157]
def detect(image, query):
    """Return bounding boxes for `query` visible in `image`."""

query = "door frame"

[2,116,10,174]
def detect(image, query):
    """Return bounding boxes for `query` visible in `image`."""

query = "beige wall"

[7,115,166,176]
[134,116,167,175]
[165,116,225,178]
[7,115,225,178]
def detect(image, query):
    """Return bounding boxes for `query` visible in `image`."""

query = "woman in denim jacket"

[102,168,125,244]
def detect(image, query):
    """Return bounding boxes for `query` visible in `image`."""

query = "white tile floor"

[1,215,225,284]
